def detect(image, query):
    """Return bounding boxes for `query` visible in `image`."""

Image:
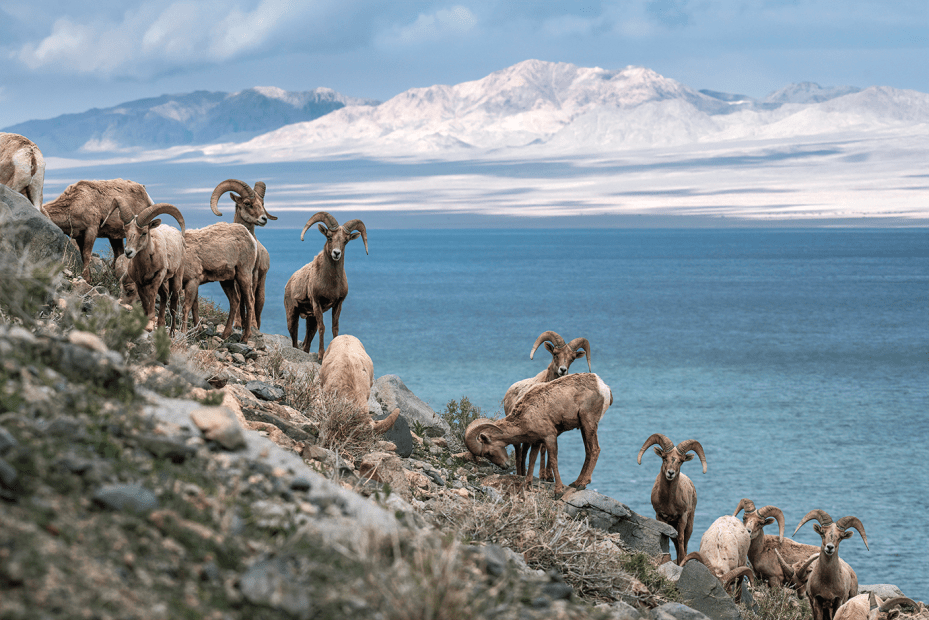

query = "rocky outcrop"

[563,489,678,557]
[0,184,77,267]
[371,374,450,437]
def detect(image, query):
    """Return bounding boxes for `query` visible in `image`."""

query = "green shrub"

[0,250,61,325]
[441,396,492,446]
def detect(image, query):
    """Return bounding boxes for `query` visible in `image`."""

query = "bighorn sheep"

[180,222,258,342]
[117,201,186,334]
[465,373,612,494]
[776,550,819,597]
[636,433,707,565]
[834,593,917,620]
[681,515,755,597]
[794,509,870,620]
[284,212,368,361]
[319,334,399,433]
[210,179,277,328]
[503,330,591,480]
[41,179,154,280]
[734,498,820,588]
[0,133,45,210]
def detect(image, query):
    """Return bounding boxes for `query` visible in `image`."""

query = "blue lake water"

[197,227,927,599]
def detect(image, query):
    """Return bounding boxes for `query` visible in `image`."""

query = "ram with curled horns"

[284,211,368,361]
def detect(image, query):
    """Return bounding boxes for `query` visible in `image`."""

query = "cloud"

[378,5,477,46]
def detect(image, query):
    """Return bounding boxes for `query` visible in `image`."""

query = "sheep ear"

[812,523,823,535]
[544,342,555,353]
[652,446,663,456]
[764,517,776,527]
[682,452,695,461]
[573,349,586,360]
[318,224,329,236]
[349,232,361,241]
[149,218,162,229]
[840,530,854,541]
[478,432,492,447]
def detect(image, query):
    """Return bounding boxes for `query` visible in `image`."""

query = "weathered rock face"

[373,407,413,458]
[562,489,678,557]
[0,184,77,267]
[371,374,450,437]
[675,559,742,620]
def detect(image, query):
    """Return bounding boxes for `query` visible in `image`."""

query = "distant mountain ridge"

[4,60,926,158]
[2,87,379,155]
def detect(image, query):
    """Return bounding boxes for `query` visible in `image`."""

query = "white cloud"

[380,5,477,46]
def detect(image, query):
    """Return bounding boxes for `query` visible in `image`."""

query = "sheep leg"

[543,436,565,494]
[300,315,318,352]
[253,270,266,329]
[167,274,182,336]
[236,269,255,342]
[77,228,96,280]
[107,237,125,271]
[515,443,526,476]
[218,280,239,339]
[539,446,552,481]
[138,281,159,331]
[570,422,600,489]
[311,299,326,360]
[524,444,541,488]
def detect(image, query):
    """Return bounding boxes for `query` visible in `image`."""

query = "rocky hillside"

[1,187,926,620]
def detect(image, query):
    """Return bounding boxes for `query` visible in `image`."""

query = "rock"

[246,380,285,402]
[595,600,644,619]
[225,343,252,356]
[858,584,907,599]
[239,554,314,619]
[371,375,450,437]
[651,602,712,620]
[675,559,741,620]
[0,427,18,455]
[374,409,413,458]
[658,561,684,582]
[0,458,18,490]
[190,406,247,450]
[92,483,159,514]
[562,490,677,557]
[67,330,108,353]
[0,184,79,267]
[357,451,411,499]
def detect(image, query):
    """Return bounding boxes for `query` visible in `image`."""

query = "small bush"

[0,250,61,325]
[442,396,494,447]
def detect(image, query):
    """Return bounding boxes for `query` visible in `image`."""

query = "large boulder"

[0,184,77,267]
[371,375,450,437]
[675,559,742,620]
[562,490,678,557]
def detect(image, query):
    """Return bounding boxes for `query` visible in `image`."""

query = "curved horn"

[774,549,795,579]
[758,505,786,539]
[676,439,708,474]
[529,331,565,360]
[464,418,501,457]
[637,433,674,464]
[301,211,339,241]
[681,551,707,567]
[253,181,278,220]
[210,179,254,216]
[722,566,754,589]
[136,203,185,233]
[794,509,833,536]
[734,498,756,517]
[103,199,121,227]
[343,218,369,255]
[115,198,133,225]
[879,597,917,612]
[836,516,869,550]
[567,337,592,372]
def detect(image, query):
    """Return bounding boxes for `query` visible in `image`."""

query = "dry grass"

[738,582,811,620]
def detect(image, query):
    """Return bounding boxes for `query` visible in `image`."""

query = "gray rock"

[858,584,907,600]
[92,483,159,514]
[375,410,413,458]
[371,375,450,437]
[562,489,677,557]
[676,560,741,620]
[658,561,684,582]
[596,600,644,619]
[239,555,314,620]
[651,602,712,620]
[225,343,252,356]
[246,380,285,402]
[0,427,18,455]
[0,184,79,267]
[0,458,18,490]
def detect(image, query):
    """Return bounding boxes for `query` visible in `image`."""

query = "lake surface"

[196,227,927,600]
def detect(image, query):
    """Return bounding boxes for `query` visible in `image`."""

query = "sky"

[0,0,926,129]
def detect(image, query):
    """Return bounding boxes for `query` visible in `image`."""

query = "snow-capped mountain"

[2,87,378,155]
[218,60,928,158]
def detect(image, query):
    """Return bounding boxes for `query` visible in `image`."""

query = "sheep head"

[776,550,818,593]
[529,331,591,377]
[637,433,708,481]
[210,179,277,226]
[301,211,369,261]
[464,418,509,468]
[794,509,869,557]
[118,201,186,260]
[734,498,785,541]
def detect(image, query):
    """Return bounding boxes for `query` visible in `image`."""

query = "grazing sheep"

[0,133,45,210]
[117,201,186,334]
[682,515,755,597]
[734,498,820,588]
[636,433,707,565]
[41,179,154,280]
[503,330,591,479]
[794,509,870,620]
[465,373,612,494]
[210,179,277,328]
[284,212,368,361]
[180,222,258,342]
[319,334,399,433]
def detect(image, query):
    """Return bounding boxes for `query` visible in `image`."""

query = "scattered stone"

[238,554,314,619]
[246,380,285,402]
[595,600,644,619]
[374,409,413,458]
[652,602,711,620]
[67,330,108,353]
[231,353,246,364]
[0,427,18,454]
[859,584,907,599]
[658,561,684,582]
[190,406,247,450]
[357,451,411,499]
[0,458,18,490]
[675,559,741,620]
[93,483,159,514]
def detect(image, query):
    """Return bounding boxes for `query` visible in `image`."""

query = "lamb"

[116,201,186,334]
[794,509,870,620]
[681,515,755,597]
[319,334,399,433]
[180,222,258,342]
[284,212,368,361]
[41,179,154,280]
[733,497,820,588]
[210,179,277,328]
[834,593,917,620]
[636,433,707,565]
[465,373,612,494]
[0,133,45,210]
[502,330,591,479]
